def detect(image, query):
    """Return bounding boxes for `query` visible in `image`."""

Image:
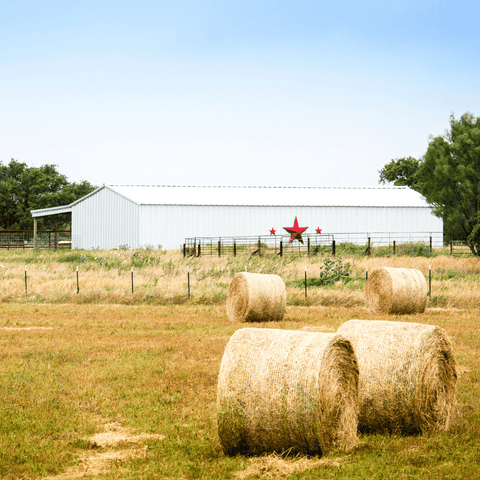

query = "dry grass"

[233,454,342,479]
[1,249,480,308]
[0,302,480,478]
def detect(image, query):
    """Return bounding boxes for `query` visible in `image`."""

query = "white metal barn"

[30,185,443,250]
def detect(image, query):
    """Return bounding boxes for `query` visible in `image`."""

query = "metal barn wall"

[139,205,443,250]
[72,187,140,249]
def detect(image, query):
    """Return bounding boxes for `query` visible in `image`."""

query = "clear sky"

[1,1,479,188]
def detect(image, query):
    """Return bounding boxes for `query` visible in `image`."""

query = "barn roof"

[107,184,430,208]
[31,184,431,217]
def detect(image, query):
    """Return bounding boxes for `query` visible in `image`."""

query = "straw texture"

[226,273,286,322]
[365,267,427,314]
[217,328,359,456]
[337,320,457,434]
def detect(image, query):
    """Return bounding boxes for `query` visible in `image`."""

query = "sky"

[1,1,479,188]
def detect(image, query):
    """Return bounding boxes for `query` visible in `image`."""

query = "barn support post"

[33,218,37,249]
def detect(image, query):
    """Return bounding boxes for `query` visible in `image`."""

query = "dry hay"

[234,453,342,479]
[217,328,359,456]
[365,267,427,314]
[226,272,286,322]
[337,319,457,434]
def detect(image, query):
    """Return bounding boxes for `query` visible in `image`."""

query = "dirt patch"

[45,422,165,479]
[88,422,165,448]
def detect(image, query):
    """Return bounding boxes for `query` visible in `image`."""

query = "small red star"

[270,228,276,235]
[283,217,308,244]
[316,227,322,234]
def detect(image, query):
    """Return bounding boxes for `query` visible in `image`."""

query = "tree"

[379,112,480,254]
[0,159,96,230]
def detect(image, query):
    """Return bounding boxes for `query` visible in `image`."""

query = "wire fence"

[0,230,71,250]
[183,232,445,258]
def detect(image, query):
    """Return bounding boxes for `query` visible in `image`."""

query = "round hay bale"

[365,267,427,315]
[337,319,457,434]
[217,328,359,456]
[226,273,286,322]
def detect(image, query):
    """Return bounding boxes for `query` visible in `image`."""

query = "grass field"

[1,248,480,479]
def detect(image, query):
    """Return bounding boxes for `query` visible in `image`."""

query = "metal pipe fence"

[0,230,71,250]
[184,232,444,258]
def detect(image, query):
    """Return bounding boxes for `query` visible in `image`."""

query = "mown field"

[1,247,480,479]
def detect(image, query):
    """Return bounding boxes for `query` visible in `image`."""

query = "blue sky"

[1,1,479,187]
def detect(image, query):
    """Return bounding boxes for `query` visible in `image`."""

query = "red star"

[270,227,276,235]
[316,227,322,234]
[283,217,308,244]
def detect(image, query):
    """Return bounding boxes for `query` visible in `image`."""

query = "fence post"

[183,244,186,258]
[366,266,368,281]
[258,238,261,257]
[429,236,432,256]
[367,237,371,256]
[131,267,134,293]
[279,240,283,257]
[450,241,453,256]
[332,240,336,257]
[25,265,27,297]
[304,266,307,299]
[55,224,58,251]
[33,218,38,249]
[198,241,201,257]
[218,240,221,257]
[23,231,25,249]
[428,265,432,296]
[76,266,79,294]
[234,240,237,257]
[188,266,190,299]
[393,240,396,255]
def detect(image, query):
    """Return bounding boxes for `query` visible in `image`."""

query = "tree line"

[0,159,96,230]
[379,112,480,255]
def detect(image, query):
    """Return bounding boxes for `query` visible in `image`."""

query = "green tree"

[0,159,96,230]
[379,112,480,253]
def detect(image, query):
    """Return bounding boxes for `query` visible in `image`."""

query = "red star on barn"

[270,228,276,235]
[316,227,322,234]
[283,217,308,244]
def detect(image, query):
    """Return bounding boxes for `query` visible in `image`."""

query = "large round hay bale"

[217,328,359,456]
[337,320,457,434]
[365,267,427,314]
[226,272,286,322]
